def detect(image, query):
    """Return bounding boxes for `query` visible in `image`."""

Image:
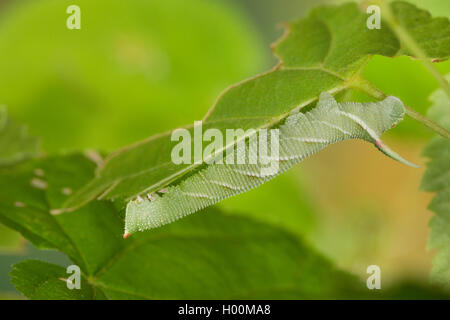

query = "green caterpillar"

[124,92,416,237]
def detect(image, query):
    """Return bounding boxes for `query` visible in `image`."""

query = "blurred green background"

[0,0,449,298]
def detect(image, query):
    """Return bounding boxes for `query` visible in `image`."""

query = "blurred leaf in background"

[0,0,267,152]
[421,76,450,290]
[0,106,39,166]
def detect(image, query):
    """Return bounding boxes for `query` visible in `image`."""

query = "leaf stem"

[354,78,450,140]
[403,106,450,141]
[377,0,450,99]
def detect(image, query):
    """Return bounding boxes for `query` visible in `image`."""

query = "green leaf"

[329,1,450,139]
[62,1,449,222]
[274,1,450,70]
[0,154,98,264]
[0,106,39,167]
[421,80,450,289]
[10,260,100,300]
[124,93,415,235]
[2,154,366,299]
[389,1,450,60]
